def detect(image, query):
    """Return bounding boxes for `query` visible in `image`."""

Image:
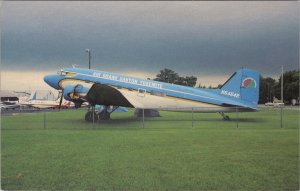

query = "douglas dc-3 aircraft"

[44,68,259,122]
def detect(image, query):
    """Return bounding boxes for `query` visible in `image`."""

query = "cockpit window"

[57,70,77,77]
[57,70,66,76]
[65,72,77,77]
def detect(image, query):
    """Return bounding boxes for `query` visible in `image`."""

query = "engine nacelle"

[63,84,87,108]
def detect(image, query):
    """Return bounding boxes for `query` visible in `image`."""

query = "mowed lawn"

[1,107,299,190]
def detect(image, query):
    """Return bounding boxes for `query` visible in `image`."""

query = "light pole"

[281,65,283,103]
[85,49,91,69]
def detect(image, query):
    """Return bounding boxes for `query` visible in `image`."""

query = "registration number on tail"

[221,90,240,98]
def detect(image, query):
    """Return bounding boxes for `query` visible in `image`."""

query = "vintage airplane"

[44,68,259,122]
[20,91,73,109]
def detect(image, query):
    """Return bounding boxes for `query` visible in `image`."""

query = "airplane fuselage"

[45,68,259,113]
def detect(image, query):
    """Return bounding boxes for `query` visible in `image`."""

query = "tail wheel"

[85,111,98,122]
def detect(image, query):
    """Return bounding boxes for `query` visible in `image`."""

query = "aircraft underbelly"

[117,88,233,113]
[59,80,237,112]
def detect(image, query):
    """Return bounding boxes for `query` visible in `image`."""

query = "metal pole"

[86,49,91,69]
[44,111,46,129]
[192,107,194,128]
[236,106,239,128]
[92,106,95,127]
[268,84,271,102]
[281,65,283,103]
[280,106,283,128]
[142,108,145,128]
[89,50,91,69]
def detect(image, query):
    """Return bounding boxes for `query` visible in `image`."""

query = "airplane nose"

[44,74,63,90]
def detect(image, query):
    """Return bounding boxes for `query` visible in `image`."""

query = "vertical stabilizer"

[29,91,37,100]
[220,69,260,106]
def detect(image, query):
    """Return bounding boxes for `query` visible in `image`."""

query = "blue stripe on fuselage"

[63,68,256,110]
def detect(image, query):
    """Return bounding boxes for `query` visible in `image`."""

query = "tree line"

[154,68,299,104]
[153,68,197,87]
[259,70,299,104]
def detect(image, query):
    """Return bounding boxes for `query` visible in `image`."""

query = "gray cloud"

[1,1,299,78]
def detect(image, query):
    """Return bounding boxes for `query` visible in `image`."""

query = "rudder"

[220,68,260,105]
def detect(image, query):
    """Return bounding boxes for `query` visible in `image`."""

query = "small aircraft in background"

[20,91,74,109]
[44,68,259,122]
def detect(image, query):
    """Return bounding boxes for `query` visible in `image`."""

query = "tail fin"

[29,91,37,100]
[220,68,260,105]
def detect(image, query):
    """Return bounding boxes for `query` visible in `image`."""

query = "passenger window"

[57,70,66,76]
[138,89,146,94]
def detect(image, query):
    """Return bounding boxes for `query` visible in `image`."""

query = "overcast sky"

[1,1,299,90]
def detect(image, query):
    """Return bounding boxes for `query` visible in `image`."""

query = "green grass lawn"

[1,108,299,190]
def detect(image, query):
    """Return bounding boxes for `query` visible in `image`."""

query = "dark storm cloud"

[1,1,299,77]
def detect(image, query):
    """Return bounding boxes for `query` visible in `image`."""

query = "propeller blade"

[59,90,64,110]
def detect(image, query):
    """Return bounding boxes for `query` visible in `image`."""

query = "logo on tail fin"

[242,78,256,88]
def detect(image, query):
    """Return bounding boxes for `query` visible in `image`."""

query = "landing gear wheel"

[219,112,231,121]
[85,111,98,122]
[223,115,230,121]
[98,110,111,120]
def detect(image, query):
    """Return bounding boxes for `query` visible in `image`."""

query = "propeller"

[72,85,86,108]
[58,85,86,110]
[58,90,64,110]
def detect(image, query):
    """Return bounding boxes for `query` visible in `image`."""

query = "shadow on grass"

[1,117,141,131]
[100,117,140,124]
[142,117,266,123]
[1,116,267,131]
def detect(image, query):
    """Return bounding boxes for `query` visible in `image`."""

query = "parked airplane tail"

[220,68,260,105]
[29,91,37,100]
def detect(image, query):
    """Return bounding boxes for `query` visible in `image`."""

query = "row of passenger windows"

[56,71,167,97]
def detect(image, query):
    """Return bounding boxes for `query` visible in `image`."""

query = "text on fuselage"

[92,72,162,89]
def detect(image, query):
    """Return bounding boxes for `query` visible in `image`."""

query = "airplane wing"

[85,83,134,108]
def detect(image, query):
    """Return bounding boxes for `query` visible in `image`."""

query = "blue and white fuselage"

[44,68,260,113]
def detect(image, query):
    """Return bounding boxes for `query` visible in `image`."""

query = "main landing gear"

[85,110,97,122]
[85,106,118,122]
[98,109,111,120]
[219,112,230,121]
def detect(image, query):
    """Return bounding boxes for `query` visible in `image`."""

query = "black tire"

[85,111,98,122]
[98,110,111,120]
[223,115,230,121]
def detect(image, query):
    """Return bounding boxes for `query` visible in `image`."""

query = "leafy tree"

[259,76,276,104]
[216,84,223,89]
[184,76,197,87]
[259,70,299,104]
[154,68,179,84]
[174,76,187,86]
[197,84,222,89]
[154,68,197,87]
[197,83,207,88]
[274,70,299,104]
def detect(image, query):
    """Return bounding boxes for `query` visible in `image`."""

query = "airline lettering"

[140,80,162,89]
[221,90,240,98]
[93,72,162,89]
